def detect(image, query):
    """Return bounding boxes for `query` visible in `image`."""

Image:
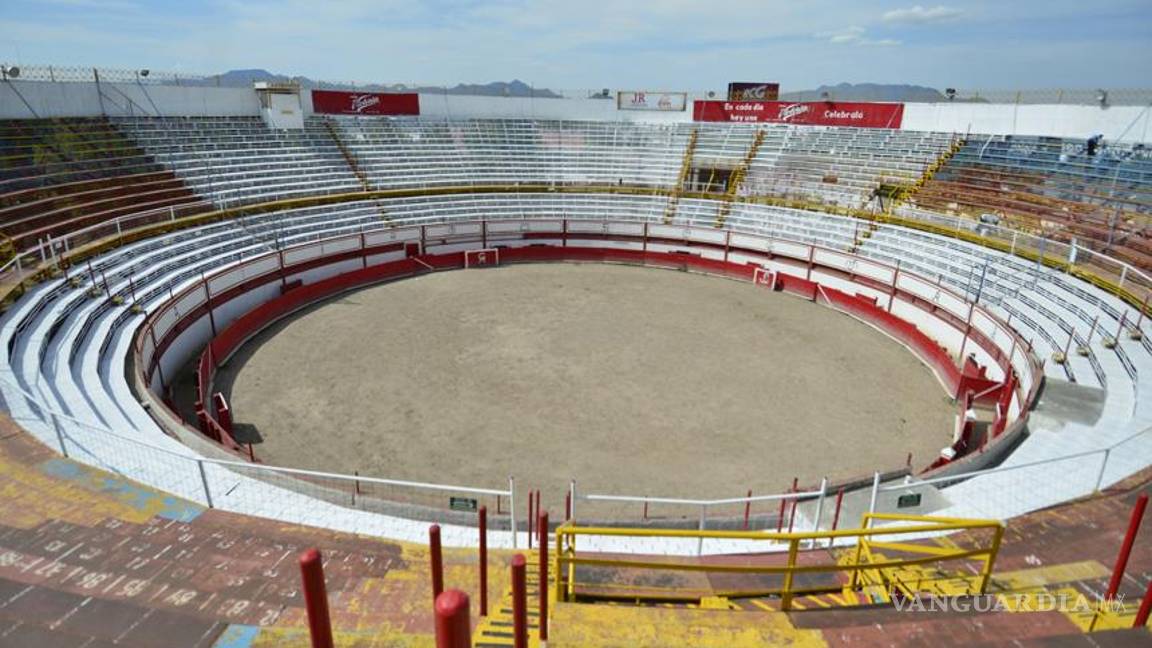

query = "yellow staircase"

[474,550,544,647]
[714,129,765,228]
[663,128,698,224]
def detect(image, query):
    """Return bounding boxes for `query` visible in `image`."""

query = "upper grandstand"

[0,63,1150,645]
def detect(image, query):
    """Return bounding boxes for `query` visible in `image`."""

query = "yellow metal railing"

[554,513,1003,610]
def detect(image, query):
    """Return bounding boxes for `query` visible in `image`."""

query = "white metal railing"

[0,372,520,546]
[575,480,830,555]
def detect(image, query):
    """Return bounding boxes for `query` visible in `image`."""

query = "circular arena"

[0,66,1150,645]
[222,263,954,508]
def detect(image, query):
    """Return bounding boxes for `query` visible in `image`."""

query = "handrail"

[553,513,1004,609]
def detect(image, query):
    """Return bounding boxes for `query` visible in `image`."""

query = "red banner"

[693,100,903,128]
[311,90,420,116]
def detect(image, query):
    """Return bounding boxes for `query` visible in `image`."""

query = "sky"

[1,0,1150,91]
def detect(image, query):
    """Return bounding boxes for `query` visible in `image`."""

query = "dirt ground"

[221,263,955,519]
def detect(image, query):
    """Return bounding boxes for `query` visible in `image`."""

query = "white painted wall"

[2,79,1149,142]
[0,80,260,118]
[260,92,304,129]
[902,102,1152,141]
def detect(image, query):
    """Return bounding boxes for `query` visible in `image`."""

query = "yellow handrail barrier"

[554,513,1003,610]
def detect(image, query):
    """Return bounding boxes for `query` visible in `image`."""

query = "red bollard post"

[434,589,471,648]
[565,490,572,522]
[479,506,489,617]
[429,524,444,603]
[539,511,549,642]
[511,554,528,648]
[1134,579,1152,628]
[298,548,334,648]
[1105,493,1148,601]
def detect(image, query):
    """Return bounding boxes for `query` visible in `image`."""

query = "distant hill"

[200,69,561,98]
[779,83,987,103]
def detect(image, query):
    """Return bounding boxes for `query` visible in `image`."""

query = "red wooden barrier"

[478,505,488,617]
[429,524,444,603]
[434,589,471,648]
[1105,493,1148,601]
[539,511,549,641]
[511,554,528,648]
[298,548,334,648]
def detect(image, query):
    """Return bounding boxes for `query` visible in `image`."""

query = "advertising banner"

[692,100,904,128]
[311,90,420,115]
[616,91,688,112]
[727,82,780,101]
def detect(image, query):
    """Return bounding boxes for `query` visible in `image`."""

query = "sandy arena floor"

[220,263,955,518]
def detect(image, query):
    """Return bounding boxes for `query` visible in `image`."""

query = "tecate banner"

[311,90,420,116]
[617,91,688,112]
[692,100,904,128]
[727,82,780,101]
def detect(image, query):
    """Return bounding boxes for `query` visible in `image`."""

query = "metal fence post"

[812,477,828,544]
[197,460,214,508]
[570,479,576,522]
[868,471,881,517]
[697,504,707,556]
[50,412,69,458]
[508,476,517,549]
[1095,449,1111,492]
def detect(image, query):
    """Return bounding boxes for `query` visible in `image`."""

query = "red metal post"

[538,511,549,641]
[778,477,796,533]
[434,590,471,648]
[643,499,649,520]
[565,490,572,522]
[831,487,845,532]
[743,489,752,530]
[479,506,489,617]
[1134,578,1152,628]
[298,548,334,648]
[1105,493,1148,601]
[429,524,444,603]
[787,490,799,533]
[511,554,528,648]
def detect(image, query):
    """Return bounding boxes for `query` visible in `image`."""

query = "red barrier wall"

[152,233,1033,473]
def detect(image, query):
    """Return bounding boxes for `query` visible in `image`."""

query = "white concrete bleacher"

[2,186,1150,554]
[0,114,1149,553]
[113,116,364,206]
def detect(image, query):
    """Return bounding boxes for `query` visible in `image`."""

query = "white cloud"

[882,5,964,24]
[820,25,901,46]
